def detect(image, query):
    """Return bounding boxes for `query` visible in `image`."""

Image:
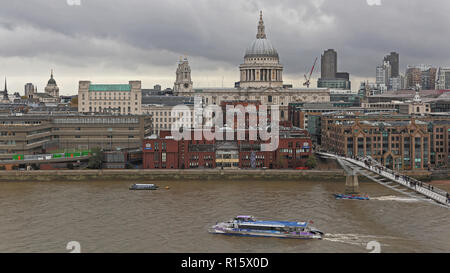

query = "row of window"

[82,93,138,100]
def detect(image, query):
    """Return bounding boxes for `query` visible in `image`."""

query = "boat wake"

[323,233,401,246]
[370,195,420,203]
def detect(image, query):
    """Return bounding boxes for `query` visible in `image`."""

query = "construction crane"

[303,57,318,88]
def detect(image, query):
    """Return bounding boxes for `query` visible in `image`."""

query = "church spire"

[3,77,8,100]
[256,11,266,39]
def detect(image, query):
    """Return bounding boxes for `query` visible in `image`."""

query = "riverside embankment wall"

[0,169,348,182]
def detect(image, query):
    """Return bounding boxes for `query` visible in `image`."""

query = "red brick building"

[142,127,312,170]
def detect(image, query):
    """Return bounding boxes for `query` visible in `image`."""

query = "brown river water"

[0,179,449,253]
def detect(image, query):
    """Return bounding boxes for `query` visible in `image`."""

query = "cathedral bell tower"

[174,57,193,96]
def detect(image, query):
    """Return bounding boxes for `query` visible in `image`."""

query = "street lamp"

[108,128,113,151]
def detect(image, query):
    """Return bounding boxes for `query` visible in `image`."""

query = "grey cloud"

[0,0,449,92]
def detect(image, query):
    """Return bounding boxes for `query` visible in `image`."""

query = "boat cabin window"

[235,216,255,222]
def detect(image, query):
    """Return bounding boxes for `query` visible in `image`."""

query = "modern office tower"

[421,67,437,90]
[321,49,337,79]
[389,75,405,91]
[384,52,399,78]
[436,67,450,89]
[376,61,391,87]
[406,67,422,89]
[318,49,351,90]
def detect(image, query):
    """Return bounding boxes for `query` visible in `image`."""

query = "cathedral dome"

[48,78,56,85]
[239,11,283,89]
[244,11,278,59]
[245,38,278,59]
[47,70,56,85]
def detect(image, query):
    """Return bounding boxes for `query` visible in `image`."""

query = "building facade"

[0,114,152,160]
[0,115,54,160]
[173,57,193,95]
[321,114,450,170]
[78,81,142,115]
[142,127,313,170]
[406,65,437,90]
[288,102,398,144]
[436,67,450,90]
[376,61,391,88]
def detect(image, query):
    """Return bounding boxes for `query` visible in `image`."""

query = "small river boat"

[129,184,159,190]
[334,194,370,200]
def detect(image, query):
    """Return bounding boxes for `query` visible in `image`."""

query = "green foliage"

[275,156,286,169]
[306,154,317,169]
[88,148,104,169]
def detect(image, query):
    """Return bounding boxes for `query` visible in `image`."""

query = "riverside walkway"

[317,152,450,208]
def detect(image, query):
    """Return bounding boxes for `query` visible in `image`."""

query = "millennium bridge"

[317,152,450,208]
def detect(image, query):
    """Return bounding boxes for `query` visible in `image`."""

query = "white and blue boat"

[209,216,323,239]
[334,194,370,200]
[129,184,158,190]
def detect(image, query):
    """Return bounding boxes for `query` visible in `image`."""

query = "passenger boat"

[209,216,323,239]
[129,184,158,190]
[334,193,370,200]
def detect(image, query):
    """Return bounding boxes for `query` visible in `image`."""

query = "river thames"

[0,179,449,253]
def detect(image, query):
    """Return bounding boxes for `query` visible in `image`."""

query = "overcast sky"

[1,0,449,95]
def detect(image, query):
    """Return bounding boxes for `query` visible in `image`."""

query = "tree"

[275,156,286,169]
[88,148,104,169]
[306,154,317,169]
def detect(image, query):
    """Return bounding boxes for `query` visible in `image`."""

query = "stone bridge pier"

[345,173,359,194]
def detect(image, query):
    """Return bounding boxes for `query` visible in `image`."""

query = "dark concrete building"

[0,114,152,160]
[318,49,351,90]
[321,49,337,79]
[384,52,399,78]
